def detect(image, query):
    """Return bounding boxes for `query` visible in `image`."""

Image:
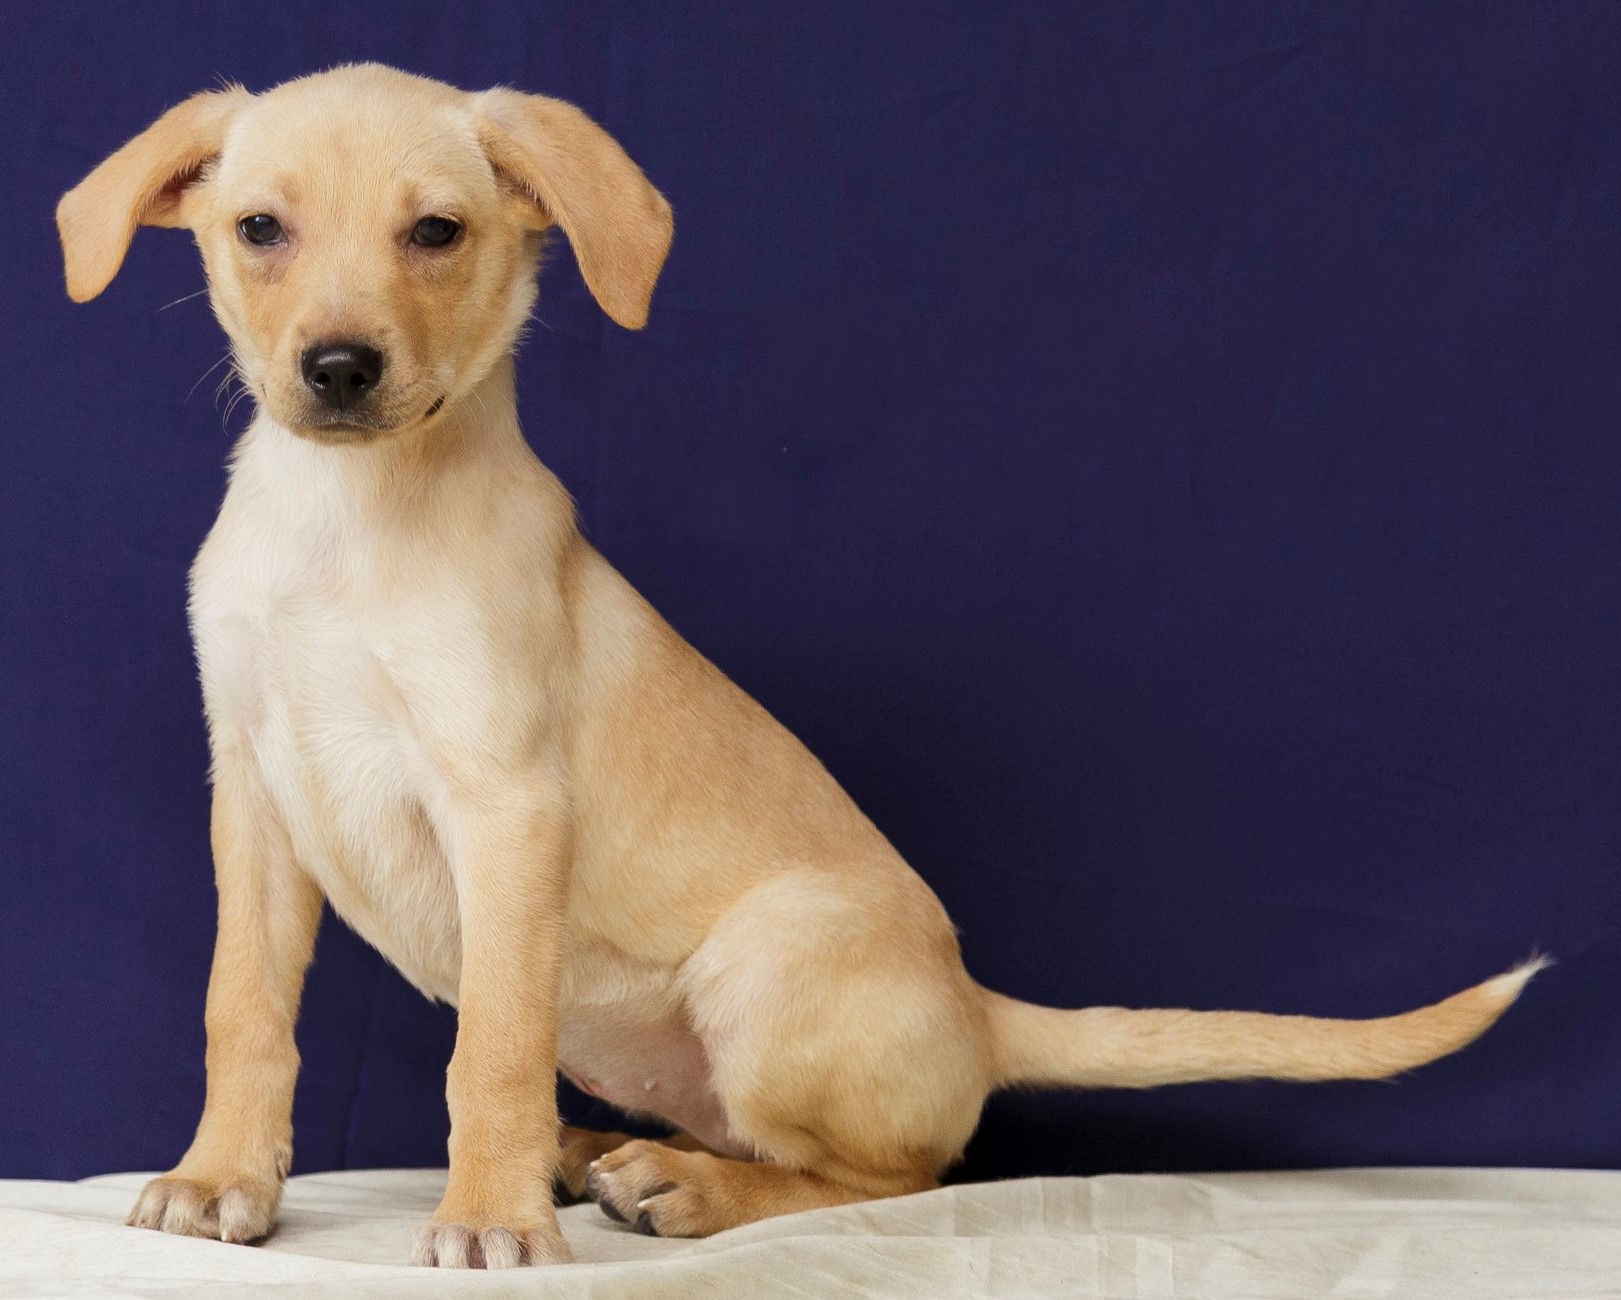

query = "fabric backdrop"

[2,2,1617,1182]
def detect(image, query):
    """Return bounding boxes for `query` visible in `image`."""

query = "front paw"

[410,1220,572,1269]
[127,1172,281,1244]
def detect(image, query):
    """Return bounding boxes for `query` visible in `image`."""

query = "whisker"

[187,352,234,404]
[214,366,239,411]
[219,367,256,432]
[158,287,211,313]
[217,360,247,406]
[222,389,250,431]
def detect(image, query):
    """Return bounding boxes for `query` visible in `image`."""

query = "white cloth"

[2,1167,1618,1298]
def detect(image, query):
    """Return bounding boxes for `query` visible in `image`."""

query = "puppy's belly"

[558,946,744,1157]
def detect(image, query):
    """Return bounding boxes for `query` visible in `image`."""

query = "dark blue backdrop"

[3,2,1618,1182]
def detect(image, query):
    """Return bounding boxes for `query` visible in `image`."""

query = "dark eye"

[238,214,283,246]
[411,216,462,249]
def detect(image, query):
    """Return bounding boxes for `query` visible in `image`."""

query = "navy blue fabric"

[3,2,1618,1181]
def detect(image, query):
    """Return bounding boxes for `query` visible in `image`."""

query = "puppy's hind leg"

[582,870,989,1237]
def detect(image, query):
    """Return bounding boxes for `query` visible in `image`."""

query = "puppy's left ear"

[474,90,673,329]
[57,86,248,303]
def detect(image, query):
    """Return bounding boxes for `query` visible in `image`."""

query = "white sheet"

[3,1168,1618,1298]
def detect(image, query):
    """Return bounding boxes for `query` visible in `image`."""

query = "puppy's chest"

[197,545,469,1001]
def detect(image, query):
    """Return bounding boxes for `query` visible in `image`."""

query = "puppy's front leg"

[414,783,572,1269]
[128,759,321,1243]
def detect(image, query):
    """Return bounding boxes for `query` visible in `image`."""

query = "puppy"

[57,64,1540,1269]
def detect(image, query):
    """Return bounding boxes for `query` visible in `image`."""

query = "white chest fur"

[189,426,482,1003]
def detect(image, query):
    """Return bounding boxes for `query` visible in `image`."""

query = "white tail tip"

[1482,953,1553,1004]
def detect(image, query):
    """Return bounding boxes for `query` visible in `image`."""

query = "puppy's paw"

[554,1126,634,1204]
[127,1173,281,1244]
[410,1220,571,1268]
[584,1139,719,1238]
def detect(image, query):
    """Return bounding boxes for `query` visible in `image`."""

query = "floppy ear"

[56,87,248,303]
[474,89,673,330]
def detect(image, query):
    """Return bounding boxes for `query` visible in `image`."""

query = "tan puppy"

[58,64,1541,1270]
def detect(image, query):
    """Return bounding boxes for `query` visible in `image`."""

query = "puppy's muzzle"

[301,342,385,411]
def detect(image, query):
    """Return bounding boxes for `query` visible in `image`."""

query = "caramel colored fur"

[59,65,1540,1269]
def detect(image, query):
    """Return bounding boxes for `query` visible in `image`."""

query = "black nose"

[301,343,384,409]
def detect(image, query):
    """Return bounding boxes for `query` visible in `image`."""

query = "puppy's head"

[57,64,672,444]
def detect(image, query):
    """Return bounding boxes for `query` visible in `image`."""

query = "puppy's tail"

[983,957,1547,1090]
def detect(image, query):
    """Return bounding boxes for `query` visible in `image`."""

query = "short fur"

[58,64,1540,1269]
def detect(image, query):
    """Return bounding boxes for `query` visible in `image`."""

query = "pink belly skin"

[557,1004,750,1159]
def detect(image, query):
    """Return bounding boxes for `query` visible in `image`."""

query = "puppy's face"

[198,72,532,443]
[58,64,673,445]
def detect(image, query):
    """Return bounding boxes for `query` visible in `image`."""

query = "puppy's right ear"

[56,87,248,303]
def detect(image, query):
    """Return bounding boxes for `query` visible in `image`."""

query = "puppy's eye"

[412,216,462,249]
[238,214,284,246]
